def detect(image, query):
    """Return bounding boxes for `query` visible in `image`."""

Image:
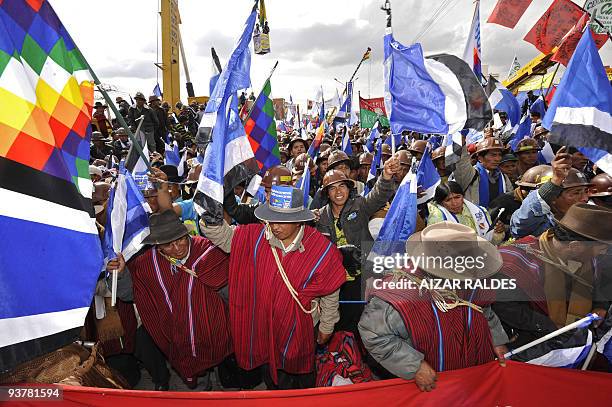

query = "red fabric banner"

[359,96,387,116]
[48,361,611,407]
[551,13,609,66]
[524,0,584,54]
[487,0,533,29]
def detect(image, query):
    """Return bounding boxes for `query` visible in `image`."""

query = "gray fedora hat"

[142,210,189,245]
[405,222,502,280]
[254,185,315,223]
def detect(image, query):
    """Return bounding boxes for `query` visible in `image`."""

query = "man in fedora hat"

[112,127,131,158]
[90,131,113,162]
[200,185,346,389]
[106,209,233,389]
[452,137,513,209]
[128,91,159,153]
[92,101,112,138]
[359,222,509,392]
[149,94,168,154]
[510,147,592,238]
[495,204,612,349]
[116,96,130,121]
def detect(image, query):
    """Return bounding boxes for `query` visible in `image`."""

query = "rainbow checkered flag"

[0,0,103,371]
[244,78,281,172]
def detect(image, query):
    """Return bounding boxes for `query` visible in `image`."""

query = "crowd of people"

[86,91,612,392]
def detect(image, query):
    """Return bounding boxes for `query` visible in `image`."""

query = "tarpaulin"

[46,361,611,407]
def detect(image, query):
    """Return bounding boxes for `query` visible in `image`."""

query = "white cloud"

[51,0,611,111]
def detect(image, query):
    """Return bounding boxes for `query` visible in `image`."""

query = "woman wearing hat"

[314,156,400,335]
[106,210,233,389]
[359,222,509,391]
[200,185,347,389]
[495,203,612,349]
[427,181,500,243]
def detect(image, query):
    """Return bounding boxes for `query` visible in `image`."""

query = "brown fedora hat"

[405,222,502,280]
[142,210,189,245]
[557,203,612,244]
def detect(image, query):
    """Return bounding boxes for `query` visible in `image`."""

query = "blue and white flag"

[153,83,162,98]
[103,167,151,263]
[177,149,187,177]
[365,121,380,153]
[130,140,152,190]
[510,315,598,369]
[383,132,403,150]
[443,132,463,166]
[164,141,181,167]
[384,27,491,135]
[341,129,353,155]
[529,96,547,118]
[509,113,532,152]
[364,139,383,196]
[462,0,482,80]
[416,146,441,204]
[538,141,555,164]
[374,158,418,254]
[196,6,257,203]
[543,29,612,175]
[486,75,521,126]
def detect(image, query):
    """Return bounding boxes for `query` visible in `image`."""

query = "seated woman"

[427,181,500,243]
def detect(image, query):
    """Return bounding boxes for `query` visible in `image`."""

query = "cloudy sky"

[53,0,611,110]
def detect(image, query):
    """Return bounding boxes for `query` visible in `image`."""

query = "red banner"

[551,13,609,66]
[524,0,584,54]
[50,361,611,407]
[359,96,387,116]
[487,0,533,29]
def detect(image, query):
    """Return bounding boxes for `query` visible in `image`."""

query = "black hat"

[142,210,189,245]
[160,164,183,183]
[94,101,107,109]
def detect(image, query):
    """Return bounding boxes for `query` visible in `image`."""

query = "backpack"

[315,331,373,387]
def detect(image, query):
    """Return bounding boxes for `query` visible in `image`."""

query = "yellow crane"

[159,0,208,109]
[502,50,557,93]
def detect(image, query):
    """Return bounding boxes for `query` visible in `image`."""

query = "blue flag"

[486,76,521,126]
[416,146,441,204]
[103,167,151,262]
[341,129,353,155]
[383,132,403,149]
[374,160,418,254]
[529,97,547,118]
[543,29,612,175]
[509,113,532,152]
[164,141,181,167]
[365,121,380,153]
[153,83,162,97]
[197,6,257,203]
[364,139,383,196]
[384,29,489,135]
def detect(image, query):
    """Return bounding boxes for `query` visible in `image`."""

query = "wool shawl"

[128,236,232,378]
[229,224,346,383]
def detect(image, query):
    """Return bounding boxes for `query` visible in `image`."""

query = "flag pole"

[243,60,279,123]
[342,47,372,97]
[79,51,152,171]
[503,313,599,359]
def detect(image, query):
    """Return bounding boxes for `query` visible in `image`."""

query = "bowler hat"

[254,185,315,223]
[142,210,190,245]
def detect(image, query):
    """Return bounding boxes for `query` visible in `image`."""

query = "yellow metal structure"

[161,0,181,108]
[502,49,558,93]
[187,96,209,106]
